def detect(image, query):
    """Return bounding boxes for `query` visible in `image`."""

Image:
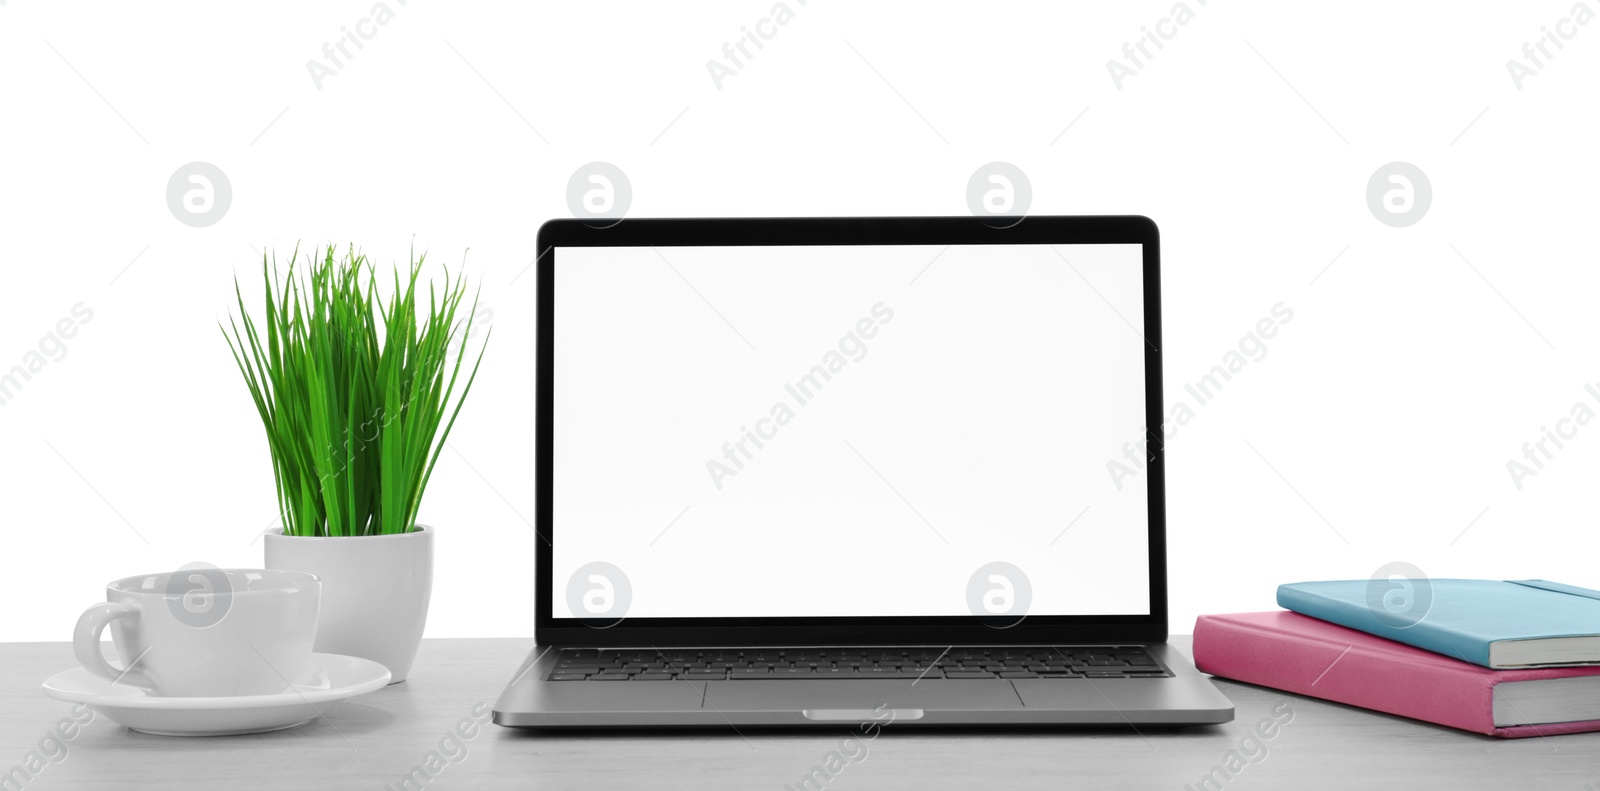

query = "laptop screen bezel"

[535,216,1167,646]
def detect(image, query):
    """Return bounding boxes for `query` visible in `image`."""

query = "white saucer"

[42,652,391,736]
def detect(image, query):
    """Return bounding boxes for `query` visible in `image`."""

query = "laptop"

[494,216,1235,728]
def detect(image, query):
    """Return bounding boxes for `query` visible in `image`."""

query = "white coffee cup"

[73,568,321,697]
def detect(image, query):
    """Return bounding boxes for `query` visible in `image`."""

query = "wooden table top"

[3,637,1596,790]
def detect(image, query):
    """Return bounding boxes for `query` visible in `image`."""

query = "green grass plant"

[223,244,487,536]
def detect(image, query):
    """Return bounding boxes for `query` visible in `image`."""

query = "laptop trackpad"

[707,680,1022,713]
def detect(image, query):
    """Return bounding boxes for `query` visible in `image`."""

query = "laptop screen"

[551,242,1150,620]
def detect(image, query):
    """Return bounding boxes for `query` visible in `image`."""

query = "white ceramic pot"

[263,525,433,683]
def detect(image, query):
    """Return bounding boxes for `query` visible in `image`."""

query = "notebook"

[1194,611,1600,738]
[1276,579,1600,669]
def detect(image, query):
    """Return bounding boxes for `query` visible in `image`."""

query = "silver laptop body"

[494,216,1234,728]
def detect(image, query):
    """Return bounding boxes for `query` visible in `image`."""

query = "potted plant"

[223,245,487,683]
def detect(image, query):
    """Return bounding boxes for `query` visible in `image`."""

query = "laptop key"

[633,673,674,680]
[729,669,770,678]
[999,671,1037,679]
[547,674,589,681]
[679,672,726,680]
[943,671,994,679]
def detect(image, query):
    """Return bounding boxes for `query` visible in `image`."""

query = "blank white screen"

[552,243,1150,618]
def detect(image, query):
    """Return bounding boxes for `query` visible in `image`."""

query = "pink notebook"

[1194,611,1600,738]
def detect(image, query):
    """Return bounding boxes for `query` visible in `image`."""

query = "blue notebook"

[1276,579,1600,669]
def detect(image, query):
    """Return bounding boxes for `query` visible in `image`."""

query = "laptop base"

[493,643,1233,728]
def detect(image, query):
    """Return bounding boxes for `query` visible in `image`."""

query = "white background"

[1,1,1597,640]
[552,244,1149,618]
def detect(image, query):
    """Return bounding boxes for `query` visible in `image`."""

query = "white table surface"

[3,637,1597,790]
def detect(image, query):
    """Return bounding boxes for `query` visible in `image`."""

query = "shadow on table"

[108,700,399,742]
[495,722,1233,741]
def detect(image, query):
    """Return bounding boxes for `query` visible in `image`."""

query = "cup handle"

[73,602,151,690]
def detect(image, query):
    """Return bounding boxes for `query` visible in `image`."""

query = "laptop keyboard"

[546,646,1168,681]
